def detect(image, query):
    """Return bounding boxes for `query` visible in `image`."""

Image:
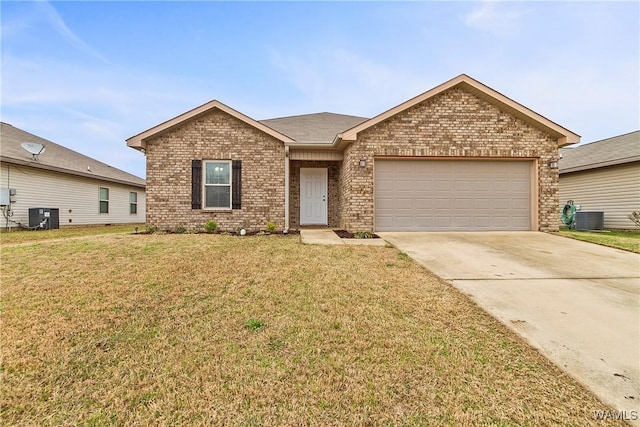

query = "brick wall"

[289,161,341,229]
[145,109,285,232]
[339,87,560,232]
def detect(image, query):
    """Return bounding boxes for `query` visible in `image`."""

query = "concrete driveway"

[379,231,640,422]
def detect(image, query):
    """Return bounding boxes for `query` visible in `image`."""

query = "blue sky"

[2,1,638,179]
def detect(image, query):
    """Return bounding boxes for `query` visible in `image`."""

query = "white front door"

[300,168,328,225]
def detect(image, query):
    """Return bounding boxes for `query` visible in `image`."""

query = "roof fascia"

[127,100,295,150]
[1,156,146,188]
[285,142,342,150]
[339,74,580,147]
[559,156,640,174]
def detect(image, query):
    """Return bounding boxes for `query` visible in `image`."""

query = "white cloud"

[0,53,206,179]
[35,1,110,64]
[463,1,531,35]
[267,47,433,116]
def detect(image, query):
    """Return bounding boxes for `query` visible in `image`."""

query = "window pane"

[205,186,231,208]
[100,201,109,213]
[100,187,109,200]
[205,162,230,185]
[130,204,137,214]
[130,192,137,203]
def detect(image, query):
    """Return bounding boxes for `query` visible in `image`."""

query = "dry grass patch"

[0,223,143,246]
[1,234,621,426]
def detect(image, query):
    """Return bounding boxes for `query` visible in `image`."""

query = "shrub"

[266,221,276,233]
[354,231,373,239]
[629,211,640,228]
[146,224,158,233]
[175,226,187,234]
[204,219,218,233]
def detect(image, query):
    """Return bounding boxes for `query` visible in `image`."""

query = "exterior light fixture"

[548,159,558,169]
[359,158,366,167]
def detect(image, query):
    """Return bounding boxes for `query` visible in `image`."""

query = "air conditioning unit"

[28,208,60,230]
[574,211,604,231]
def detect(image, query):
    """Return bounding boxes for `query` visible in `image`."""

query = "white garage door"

[375,159,532,231]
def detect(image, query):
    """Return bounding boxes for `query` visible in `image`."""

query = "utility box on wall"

[28,208,60,230]
[575,211,604,231]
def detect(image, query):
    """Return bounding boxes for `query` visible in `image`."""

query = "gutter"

[559,156,640,174]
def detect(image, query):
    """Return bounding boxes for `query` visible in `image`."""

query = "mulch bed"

[333,229,380,239]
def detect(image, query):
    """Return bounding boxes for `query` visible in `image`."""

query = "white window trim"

[203,160,232,210]
[99,187,109,214]
[129,192,138,215]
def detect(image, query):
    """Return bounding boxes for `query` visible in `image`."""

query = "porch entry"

[300,168,327,225]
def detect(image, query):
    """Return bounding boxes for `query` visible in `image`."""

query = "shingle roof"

[260,112,369,145]
[559,130,640,174]
[1,122,145,188]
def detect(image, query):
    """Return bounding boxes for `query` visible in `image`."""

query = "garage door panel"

[454,180,471,191]
[395,198,414,209]
[473,180,491,192]
[435,180,451,190]
[435,198,451,209]
[473,216,491,227]
[375,160,531,231]
[454,198,473,209]
[511,180,530,192]
[511,197,529,209]
[474,199,491,209]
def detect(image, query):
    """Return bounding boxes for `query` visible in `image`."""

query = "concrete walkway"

[300,229,387,246]
[379,231,640,424]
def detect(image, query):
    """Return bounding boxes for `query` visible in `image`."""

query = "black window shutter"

[191,160,202,209]
[232,160,242,210]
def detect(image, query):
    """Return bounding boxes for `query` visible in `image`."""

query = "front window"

[130,192,138,214]
[204,161,231,209]
[99,187,109,213]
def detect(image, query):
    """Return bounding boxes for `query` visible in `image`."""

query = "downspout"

[284,145,290,233]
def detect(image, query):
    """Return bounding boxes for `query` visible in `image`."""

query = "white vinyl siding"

[375,159,532,231]
[0,163,146,227]
[559,162,640,229]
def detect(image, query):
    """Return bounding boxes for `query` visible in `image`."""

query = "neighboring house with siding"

[127,74,579,233]
[1,122,146,228]
[559,130,640,229]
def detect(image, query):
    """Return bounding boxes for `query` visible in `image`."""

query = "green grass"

[558,229,640,253]
[0,230,623,426]
[0,223,143,245]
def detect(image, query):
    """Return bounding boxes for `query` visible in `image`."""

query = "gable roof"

[559,130,640,174]
[1,122,145,188]
[337,74,580,147]
[126,100,295,150]
[260,112,368,145]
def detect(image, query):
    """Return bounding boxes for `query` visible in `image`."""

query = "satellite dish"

[21,142,46,160]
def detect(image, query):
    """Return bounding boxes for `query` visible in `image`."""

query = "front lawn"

[558,229,640,253]
[1,233,621,425]
[0,223,143,246]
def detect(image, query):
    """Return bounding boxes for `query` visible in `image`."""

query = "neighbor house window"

[129,192,137,214]
[99,187,109,213]
[204,161,231,209]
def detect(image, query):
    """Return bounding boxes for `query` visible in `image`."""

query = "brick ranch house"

[126,74,580,233]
